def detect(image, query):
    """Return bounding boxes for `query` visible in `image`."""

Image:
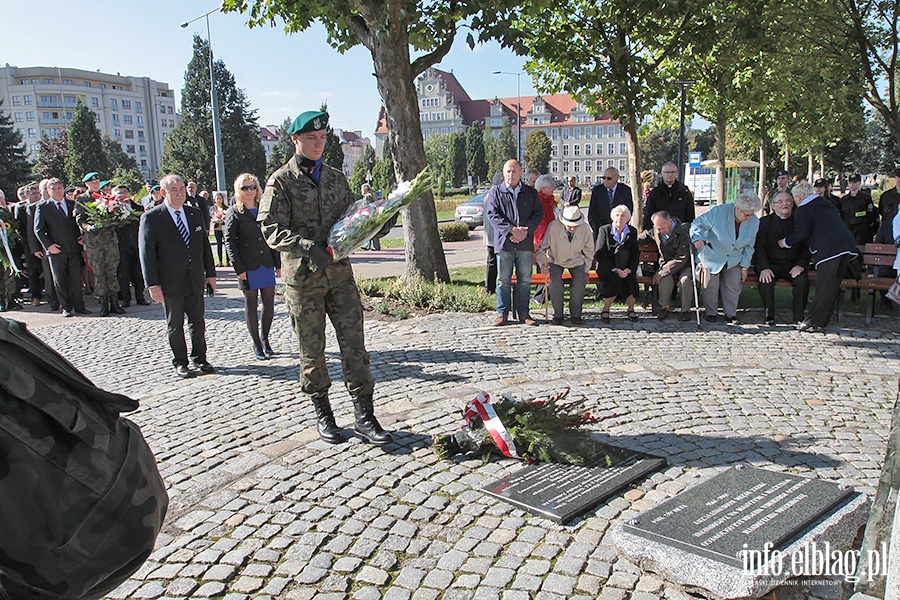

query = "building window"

[621,128,626,138]
[619,159,626,171]
[125,130,134,139]
[608,159,614,168]
[585,176,592,185]
[421,113,428,122]
[574,144,580,156]
[585,127,593,139]
[138,131,145,140]
[139,145,146,153]
[551,145,558,156]
[141,159,147,167]
[126,145,135,153]
[160,105,166,114]
[562,127,570,139]
[13,113,22,122]
[99,84,106,89]
[12,96,21,106]
[584,143,592,155]
[585,160,592,172]
[84,81,91,87]
[111,113,120,124]
[24,95,32,105]
[563,160,569,172]
[167,106,174,114]
[110,98,118,109]
[608,143,615,155]
[64,96,76,106]
[43,78,54,84]
[550,129,558,140]
[135,101,142,112]
[46,128,61,137]
[607,125,615,137]
[124,115,133,124]
[113,128,120,137]
[136,116,143,126]
[122,100,131,110]
[41,112,59,120]
[160,91,168,97]
[552,161,558,172]
[26,111,34,122]
[63,79,73,85]
[562,144,569,156]
[94,113,100,122]
[27,128,37,138]
[574,160,580,172]
[66,112,73,120]
[91,97,99,107]
[574,127,581,139]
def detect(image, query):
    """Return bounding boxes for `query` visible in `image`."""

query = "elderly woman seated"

[595,204,640,322]
[536,205,594,325]
[689,192,762,323]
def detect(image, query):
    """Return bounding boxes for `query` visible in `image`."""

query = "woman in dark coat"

[224,173,281,360]
[595,204,640,322]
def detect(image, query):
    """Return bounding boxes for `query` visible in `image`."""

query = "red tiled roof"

[259,126,279,141]
[375,90,615,134]
[341,130,361,142]
[431,68,471,103]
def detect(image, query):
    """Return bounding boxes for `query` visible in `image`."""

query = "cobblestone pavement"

[17,289,900,600]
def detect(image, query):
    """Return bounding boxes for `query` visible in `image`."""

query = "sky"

[2,0,539,140]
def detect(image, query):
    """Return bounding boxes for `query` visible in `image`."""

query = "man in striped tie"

[139,174,217,378]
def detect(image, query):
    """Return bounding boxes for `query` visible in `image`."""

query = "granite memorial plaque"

[481,448,666,524]
[619,466,856,569]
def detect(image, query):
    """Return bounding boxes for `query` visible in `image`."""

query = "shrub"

[439,222,470,242]
[356,277,386,297]
[395,308,409,319]
[374,301,391,315]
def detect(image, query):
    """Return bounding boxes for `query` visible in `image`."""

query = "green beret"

[99,180,111,188]
[287,111,328,135]
[82,172,101,183]
[150,185,161,192]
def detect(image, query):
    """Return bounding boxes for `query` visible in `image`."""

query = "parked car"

[454,194,485,230]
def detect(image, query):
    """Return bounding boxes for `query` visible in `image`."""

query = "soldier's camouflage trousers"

[283,261,374,399]
[84,228,120,297]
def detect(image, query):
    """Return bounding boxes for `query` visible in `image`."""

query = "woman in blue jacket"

[689,193,762,323]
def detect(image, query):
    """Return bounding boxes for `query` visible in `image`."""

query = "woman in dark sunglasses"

[224,173,281,359]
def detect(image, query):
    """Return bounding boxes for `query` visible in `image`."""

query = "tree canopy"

[161,35,266,190]
[0,100,32,197]
[65,100,108,186]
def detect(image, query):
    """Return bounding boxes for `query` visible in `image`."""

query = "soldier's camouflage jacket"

[258,155,355,286]
[0,317,167,600]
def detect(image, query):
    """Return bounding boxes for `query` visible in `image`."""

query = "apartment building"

[0,65,178,179]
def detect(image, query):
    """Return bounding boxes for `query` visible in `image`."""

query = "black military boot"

[311,394,343,444]
[109,295,125,314]
[352,395,393,445]
[99,296,110,317]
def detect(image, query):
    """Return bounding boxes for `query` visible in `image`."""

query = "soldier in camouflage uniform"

[74,172,124,317]
[258,110,392,446]
[0,193,21,312]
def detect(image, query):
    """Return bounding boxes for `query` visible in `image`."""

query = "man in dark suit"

[878,170,900,225]
[139,174,217,378]
[643,161,695,232]
[185,180,211,230]
[755,191,810,326]
[561,176,582,207]
[33,178,89,317]
[589,167,632,239]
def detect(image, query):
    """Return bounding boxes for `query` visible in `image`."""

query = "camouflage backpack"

[0,318,168,600]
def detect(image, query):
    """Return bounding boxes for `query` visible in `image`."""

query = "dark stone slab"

[855,385,900,596]
[620,465,856,569]
[481,448,666,524]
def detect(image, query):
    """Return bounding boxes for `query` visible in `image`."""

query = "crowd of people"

[484,160,900,332]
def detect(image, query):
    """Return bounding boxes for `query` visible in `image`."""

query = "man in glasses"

[642,161,695,232]
[754,191,810,325]
[588,167,632,240]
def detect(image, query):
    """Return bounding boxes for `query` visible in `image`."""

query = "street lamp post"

[491,71,522,163]
[181,7,227,193]
[673,79,696,182]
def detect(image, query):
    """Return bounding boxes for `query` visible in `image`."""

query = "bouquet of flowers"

[433,389,624,466]
[0,216,21,274]
[325,166,432,262]
[78,194,140,230]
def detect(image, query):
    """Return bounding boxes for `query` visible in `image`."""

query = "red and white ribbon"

[463,392,522,460]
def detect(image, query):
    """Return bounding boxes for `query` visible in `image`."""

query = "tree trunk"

[783,136,790,171]
[622,117,643,229]
[819,150,825,182]
[715,109,726,205]
[807,148,814,183]
[758,134,767,201]
[369,30,450,283]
